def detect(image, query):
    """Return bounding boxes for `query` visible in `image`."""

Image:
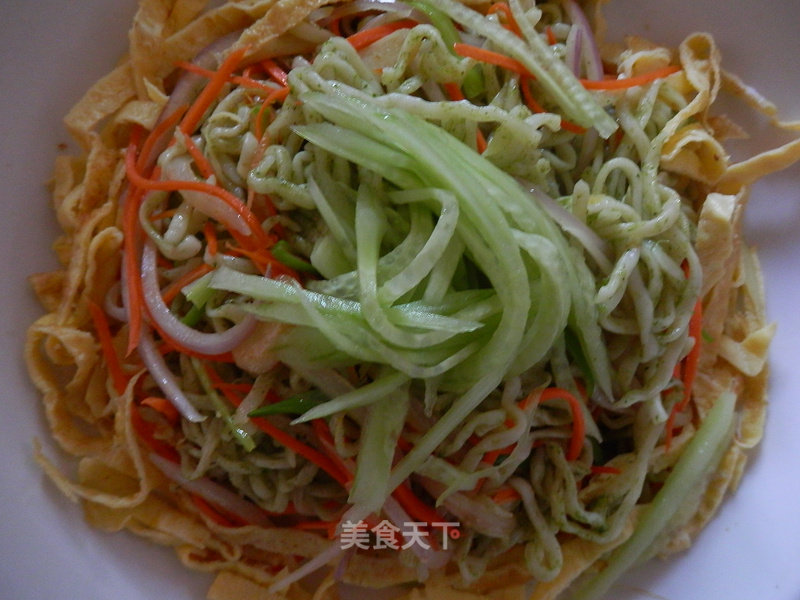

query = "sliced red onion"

[103,281,128,323]
[520,181,613,274]
[382,494,453,570]
[160,154,251,236]
[418,478,515,540]
[141,241,256,356]
[140,32,241,170]
[148,452,272,526]
[316,0,420,26]
[564,0,603,81]
[566,26,584,77]
[137,326,205,423]
[269,542,345,593]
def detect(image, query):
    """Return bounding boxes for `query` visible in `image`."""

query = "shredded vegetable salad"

[26,0,800,598]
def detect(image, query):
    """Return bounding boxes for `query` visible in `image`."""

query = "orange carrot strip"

[347,19,417,51]
[161,262,215,306]
[545,25,557,45]
[260,58,289,87]
[664,298,703,449]
[443,82,489,152]
[176,60,277,96]
[124,144,270,250]
[253,417,351,488]
[203,221,218,256]
[122,131,148,355]
[580,65,681,90]
[481,443,516,466]
[311,419,355,485]
[182,133,215,179]
[224,242,299,280]
[191,493,243,527]
[130,403,180,462]
[590,465,622,475]
[680,299,703,410]
[392,480,443,527]
[491,486,521,504]
[254,86,291,141]
[453,42,532,78]
[136,104,188,175]
[140,396,181,425]
[520,386,586,461]
[205,366,351,488]
[442,82,464,100]
[180,45,250,136]
[88,300,129,395]
[487,2,522,37]
[149,208,178,222]
[520,76,586,134]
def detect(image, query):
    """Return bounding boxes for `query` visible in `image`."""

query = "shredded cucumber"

[348,381,410,514]
[570,391,737,600]
[426,0,618,137]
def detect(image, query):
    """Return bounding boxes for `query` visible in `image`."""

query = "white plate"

[1,2,799,599]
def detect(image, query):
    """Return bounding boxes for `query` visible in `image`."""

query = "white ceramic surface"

[1,1,798,599]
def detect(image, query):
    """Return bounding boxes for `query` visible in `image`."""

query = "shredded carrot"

[161,262,215,306]
[328,17,342,37]
[392,480,443,527]
[311,419,355,486]
[216,381,259,395]
[180,45,250,136]
[545,25,557,45]
[443,82,489,152]
[149,208,178,222]
[88,300,128,395]
[203,221,218,256]
[664,298,703,449]
[682,302,703,404]
[254,416,351,487]
[124,143,271,250]
[491,486,521,504]
[580,65,681,90]
[442,82,464,100]
[453,42,532,78]
[176,60,277,96]
[182,133,215,179]
[475,127,489,153]
[487,2,522,37]
[481,443,515,466]
[122,135,147,355]
[223,242,298,280]
[558,118,587,135]
[520,386,586,461]
[205,365,351,488]
[396,435,414,453]
[253,86,291,141]
[140,396,181,425]
[520,76,546,113]
[191,493,243,527]
[260,58,289,87]
[346,19,417,51]
[130,403,180,462]
[590,465,622,475]
[136,104,188,175]
[521,76,586,134]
